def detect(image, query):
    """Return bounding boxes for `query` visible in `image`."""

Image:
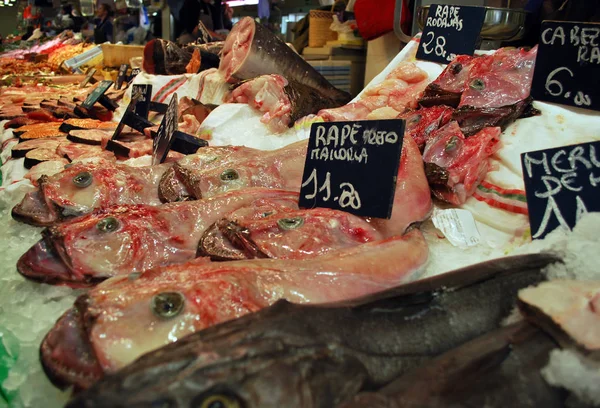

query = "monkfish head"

[63,300,368,408]
[40,258,264,390]
[17,204,192,286]
[12,159,141,227]
[198,207,383,261]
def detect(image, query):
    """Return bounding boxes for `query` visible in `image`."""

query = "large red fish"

[41,229,428,390]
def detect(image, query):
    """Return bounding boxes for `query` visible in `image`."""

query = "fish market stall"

[0,7,599,408]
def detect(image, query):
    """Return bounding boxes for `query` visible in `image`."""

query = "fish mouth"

[17,229,100,288]
[40,295,104,391]
[158,164,196,203]
[11,184,57,227]
[197,218,270,261]
[11,176,89,227]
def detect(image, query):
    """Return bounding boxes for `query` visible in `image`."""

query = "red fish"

[17,188,300,286]
[422,121,501,205]
[40,229,428,389]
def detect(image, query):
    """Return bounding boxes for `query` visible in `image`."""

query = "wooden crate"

[101,44,145,68]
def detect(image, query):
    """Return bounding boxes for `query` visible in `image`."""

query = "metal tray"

[416,6,529,41]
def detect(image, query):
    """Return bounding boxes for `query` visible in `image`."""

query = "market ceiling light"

[226,0,259,7]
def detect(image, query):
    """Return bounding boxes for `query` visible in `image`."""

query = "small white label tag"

[432,208,481,248]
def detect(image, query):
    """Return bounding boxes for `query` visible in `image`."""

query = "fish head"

[65,300,368,408]
[17,205,170,285]
[12,159,130,226]
[198,207,382,261]
[41,259,262,388]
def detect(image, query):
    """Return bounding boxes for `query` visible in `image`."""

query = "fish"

[422,121,501,205]
[12,158,171,226]
[518,280,600,353]
[163,135,431,238]
[158,140,307,202]
[142,39,222,76]
[318,62,430,122]
[197,206,385,261]
[418,47,540,136]
[339,322,564,408]
[229,74,349,133]
[17,188,300,286]
[43,230,429,390]
[219,17,351,105]
[13,134,430,228]
[62,253,559,406]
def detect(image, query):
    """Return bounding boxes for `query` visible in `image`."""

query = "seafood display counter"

[0,15,599,408]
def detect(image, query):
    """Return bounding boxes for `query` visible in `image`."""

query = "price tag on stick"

[129,67,141,83]
[115,64,129,90]
[416,4,486,64]
[132,84,152,120]
[530,21,600,111]
[520,140,600,240]
[299,120,405,219]
[152,93,208,165]
[81,80,115,110]
[80,67,98,88]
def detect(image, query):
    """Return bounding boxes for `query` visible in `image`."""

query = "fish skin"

[43,230,428,389]
[338,322,565,408]
[12,158,170,226]
[63,253,559,407]
[17,188,300,285]
[220,17,351,105]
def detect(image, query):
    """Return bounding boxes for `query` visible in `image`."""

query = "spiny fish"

[339,322,565,408]
[63,253,559,406]
[42,230,428,389]
[17,188,299,286]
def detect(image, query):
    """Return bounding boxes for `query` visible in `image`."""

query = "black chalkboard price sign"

[531,21,600,112]
[416,4,486,64]
[129,67,141,83]
[298,120,405,219]
[153,94,179,165]
[132,84,152,120]
[116,64,129,90]
[520,140,600,240]
[81,80,114,109]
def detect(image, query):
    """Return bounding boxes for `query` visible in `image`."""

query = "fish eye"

[469,78,485,91]
[96,217,120,233]
[72,171,93,188]
[151,292,185,318]
[408,114,422,126]
[220,169,239,181]
[194,394,242,408]
[277,217,304,230]
[450,62,463,74]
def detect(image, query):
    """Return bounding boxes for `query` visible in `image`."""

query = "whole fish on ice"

[12,142,306,226]
[42,230,428,389]
[63,253,558,406]
[12,158,170,226]
[17,188,299,286]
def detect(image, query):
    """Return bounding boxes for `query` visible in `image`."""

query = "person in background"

[94,3,114,43]
[198,0,233,32]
